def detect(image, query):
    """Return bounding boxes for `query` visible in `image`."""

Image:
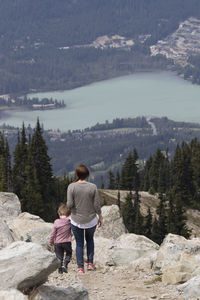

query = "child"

[49,203,72,274]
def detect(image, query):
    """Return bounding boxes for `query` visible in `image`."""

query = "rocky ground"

[46,259,183,300]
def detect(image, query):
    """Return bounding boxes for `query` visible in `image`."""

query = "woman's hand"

[98,214,103,228]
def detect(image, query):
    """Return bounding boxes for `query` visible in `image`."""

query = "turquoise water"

[1,71,200,131]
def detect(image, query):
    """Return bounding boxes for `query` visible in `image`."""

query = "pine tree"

[172,143,194,206]
[149,149,167,193]
[122,191,135,232]
[108,170,116,189]
[151,218,160,244]
[151,194,167,245]
[21,149,43,215]
[116,170,120,189]
[13,124,28,201]
[190,138,200,209]
[5,139,12,191]
[172,193,190,238]
[143,207,152,239]
[120,148,139,191]
[166,192,177,234]
[30,119,56,221]
[0,133,11,191]
[140,155,153,191]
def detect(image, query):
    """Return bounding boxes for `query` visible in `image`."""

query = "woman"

[67,164,103,274]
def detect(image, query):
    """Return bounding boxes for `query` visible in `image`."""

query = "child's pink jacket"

[50,217,72,244]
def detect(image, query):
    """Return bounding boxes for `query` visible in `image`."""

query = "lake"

[1,71,200,131]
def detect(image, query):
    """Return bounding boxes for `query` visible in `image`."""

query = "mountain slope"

[0,0,200,94]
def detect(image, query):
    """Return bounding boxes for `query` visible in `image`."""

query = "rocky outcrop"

[95,205,126,239]
[0,241,58,290]
[112,234,159,266]
[94,237,115,266]
[178,274,200,300]
[154,233,200,284]
[7,212,52,248]
[0,192,21,220]
[0,219,14,249]
[94,233,159,268]
[30,284,89,300]
[0,289,28,300]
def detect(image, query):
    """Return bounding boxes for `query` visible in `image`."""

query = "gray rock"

[130,254,157,271]
[30,284,89,300]
[0,289,28,300]
[0,219,14,249]
[0,241,58,290]
[178,275,200,299]
[7,212,53,248]
[112,234,159,266]
[94,237,116,266]
[0,192,21,220]
[154,233,200,284]
[95,205,126,239]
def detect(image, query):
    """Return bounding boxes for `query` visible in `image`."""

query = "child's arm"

[49,223,57,245]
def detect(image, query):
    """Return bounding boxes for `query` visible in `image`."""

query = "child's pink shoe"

[77,268,84,274]
[87,263,96,271]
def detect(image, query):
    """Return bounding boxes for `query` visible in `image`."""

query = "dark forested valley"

[2,116,200,187]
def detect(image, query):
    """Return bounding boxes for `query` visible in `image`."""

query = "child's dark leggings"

[54,242,72,268]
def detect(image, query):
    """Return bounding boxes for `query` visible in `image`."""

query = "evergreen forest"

[0,120,72,222]
[1,120,200,245]
[107,139,200,244]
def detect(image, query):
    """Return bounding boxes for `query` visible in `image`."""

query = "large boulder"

[30,284,89,300]
[154,233,200,284]
[130,254,157,272]
[0,192,21,220]
[94,233,159,268]
[7,212,53,248]
[0,289,28,300]
[95,205,126,239]
[111,234,159,266]
[178,275,200,300]
[94,237,116,266]
[0,241,58,290]
[0,219,14,249]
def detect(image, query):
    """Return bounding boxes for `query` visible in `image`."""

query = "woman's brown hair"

[75,164,89,181]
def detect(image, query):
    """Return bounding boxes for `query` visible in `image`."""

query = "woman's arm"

[97,213,103,227]
[94,186,102,215]
[94,186,103,227]
[67,184,74,209]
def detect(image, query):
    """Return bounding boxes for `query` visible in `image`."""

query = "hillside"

[2,116,200,185]
[0,0,200,94]
[99,189,200,237]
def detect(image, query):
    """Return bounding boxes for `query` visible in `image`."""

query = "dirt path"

[46,259,183,300]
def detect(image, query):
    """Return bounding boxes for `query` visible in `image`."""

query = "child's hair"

[75,164,89,181]
[57,203,70,217]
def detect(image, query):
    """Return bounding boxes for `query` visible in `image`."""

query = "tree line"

[107,139,200,244]
[0,120,72,221]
